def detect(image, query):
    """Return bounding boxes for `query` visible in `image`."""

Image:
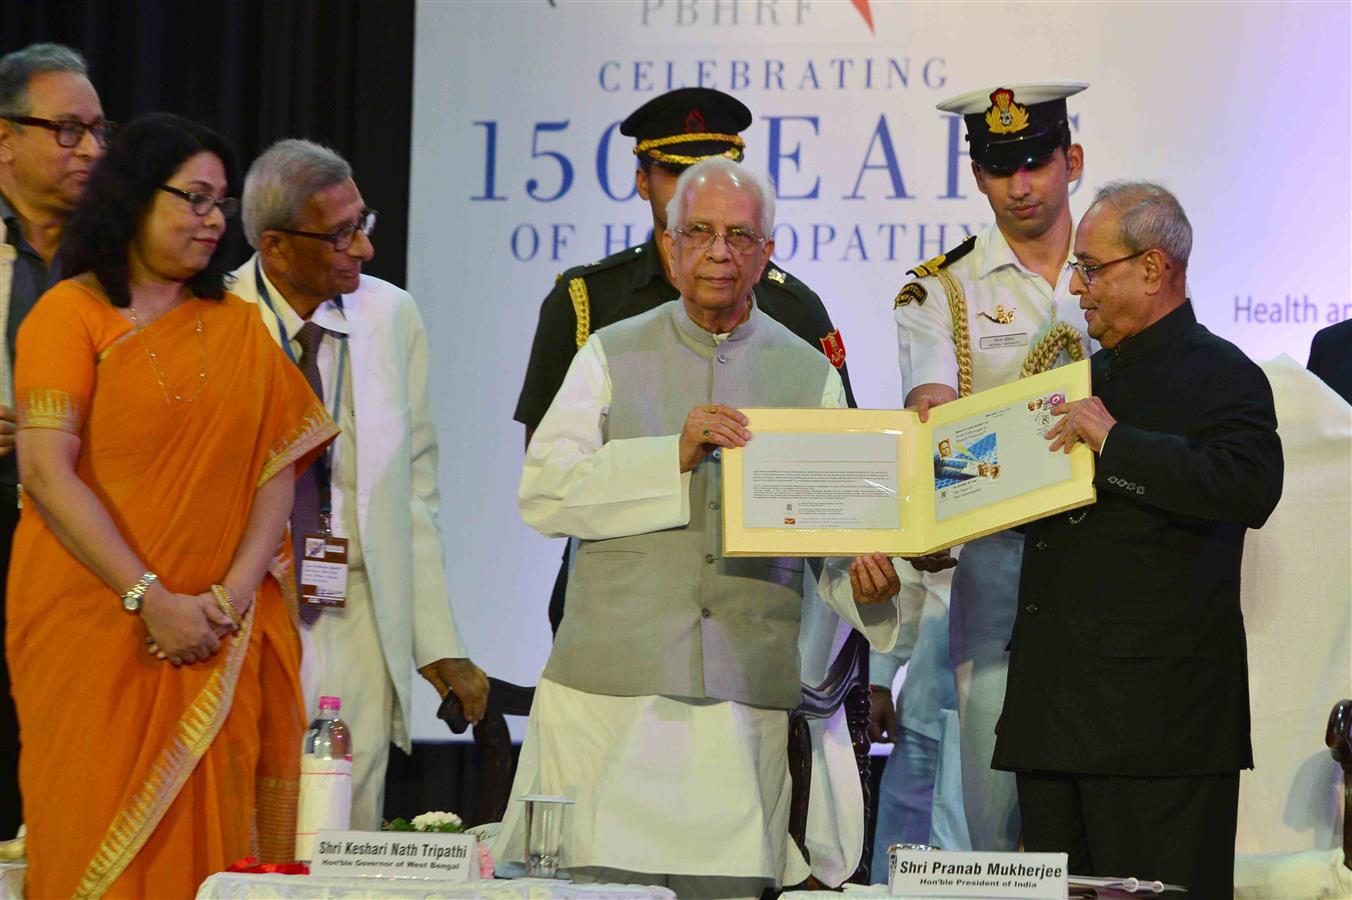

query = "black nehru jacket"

[515,235,856,430]
[994,302,1283,777]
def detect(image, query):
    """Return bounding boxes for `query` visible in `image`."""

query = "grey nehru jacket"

[544,300,833,710]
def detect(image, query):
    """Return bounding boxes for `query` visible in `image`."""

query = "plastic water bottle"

[295,696,353,861]
[303,695,352,760]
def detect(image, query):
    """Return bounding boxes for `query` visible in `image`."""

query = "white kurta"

[496,332,910,884]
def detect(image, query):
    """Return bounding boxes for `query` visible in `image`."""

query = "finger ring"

[702,429,711,439]
[708,404,718,413]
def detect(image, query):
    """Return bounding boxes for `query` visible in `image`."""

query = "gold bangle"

[211,583,242,628]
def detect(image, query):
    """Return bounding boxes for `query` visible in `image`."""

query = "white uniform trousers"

[948,530,1022,851]
[299,565,397,831]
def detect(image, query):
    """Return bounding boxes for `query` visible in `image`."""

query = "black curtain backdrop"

[0,0,415,286]
[3,0,444,822]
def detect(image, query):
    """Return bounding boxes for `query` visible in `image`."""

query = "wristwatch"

[121,571,158,613]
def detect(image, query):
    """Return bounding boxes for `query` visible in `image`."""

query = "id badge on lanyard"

[300,529,349,609]
[299,340,350,610]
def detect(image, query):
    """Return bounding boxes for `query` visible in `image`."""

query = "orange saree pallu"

[7,281,338,898]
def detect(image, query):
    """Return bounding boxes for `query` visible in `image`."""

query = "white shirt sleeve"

[895,277,959,397]
[869,647,906,688]
[518,334,692,540]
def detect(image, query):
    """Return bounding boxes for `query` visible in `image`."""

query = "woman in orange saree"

[8,114,337,897]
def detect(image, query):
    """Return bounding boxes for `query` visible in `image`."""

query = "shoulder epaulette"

[906,234,977,280]
[758,264,817,304]
[558,244,646,284]
[555,245,648,350]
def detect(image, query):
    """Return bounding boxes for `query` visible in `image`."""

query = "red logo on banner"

[850,0,875,33]
[819,330,846,368]
[685,109,705,133]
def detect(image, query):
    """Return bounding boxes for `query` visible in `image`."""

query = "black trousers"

[1016,769,1239,899]
[0,483,21,838]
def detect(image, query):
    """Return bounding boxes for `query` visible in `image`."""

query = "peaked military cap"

[937,82,1087,175]
[621,87,752,168]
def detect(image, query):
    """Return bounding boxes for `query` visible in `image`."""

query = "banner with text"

[407,0,1350,738]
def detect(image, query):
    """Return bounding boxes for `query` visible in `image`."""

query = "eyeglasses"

[4,115,115,149]
[273,209,377,252]
[674,223,766,255]
[158,184,240,218]
[1066,250,1148,286]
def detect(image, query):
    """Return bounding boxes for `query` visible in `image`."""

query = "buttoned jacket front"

[994,303,1283,776]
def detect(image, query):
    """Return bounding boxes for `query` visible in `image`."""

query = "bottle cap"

[319,696,341,712]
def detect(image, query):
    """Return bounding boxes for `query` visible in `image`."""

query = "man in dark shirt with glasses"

[0,41,108,848]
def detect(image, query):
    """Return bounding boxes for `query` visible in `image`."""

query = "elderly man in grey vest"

[497,157,907,898]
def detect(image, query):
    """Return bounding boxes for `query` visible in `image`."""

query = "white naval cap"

[938,81,1088,174]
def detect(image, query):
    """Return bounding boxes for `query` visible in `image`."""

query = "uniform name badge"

[300,533,349,609]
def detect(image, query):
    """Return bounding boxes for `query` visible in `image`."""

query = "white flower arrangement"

[385,810,464,833]
[385,810,493,877]
[409,811,464,831]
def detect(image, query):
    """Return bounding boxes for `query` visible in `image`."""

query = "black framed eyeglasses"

[158,185,240,218]
[674,223,766,255]
[1066,250,1148,286]
[273,209,377,251]
[4,115,115,149]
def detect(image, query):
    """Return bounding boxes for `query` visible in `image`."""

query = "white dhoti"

[493,678,859,890]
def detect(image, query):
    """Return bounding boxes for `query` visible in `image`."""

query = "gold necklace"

[126,301,208,406]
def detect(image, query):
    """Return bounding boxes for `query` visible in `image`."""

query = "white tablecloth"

[197,873,674,899]
[783,853,1352,899]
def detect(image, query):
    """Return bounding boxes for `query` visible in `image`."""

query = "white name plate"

[888,850,1068,898]
[310,830,479,881]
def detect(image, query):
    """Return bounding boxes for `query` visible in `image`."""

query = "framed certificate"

[722,360,1095,556]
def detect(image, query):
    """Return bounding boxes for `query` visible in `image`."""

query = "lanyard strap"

[255,257,297,363]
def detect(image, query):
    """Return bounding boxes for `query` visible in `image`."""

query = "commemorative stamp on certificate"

[723,361,1095,557]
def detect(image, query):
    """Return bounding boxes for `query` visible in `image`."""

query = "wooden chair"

[1233,698,1352,897]
[787,629,874,886]
[1325,698,1352,871]
[438,677,536,826]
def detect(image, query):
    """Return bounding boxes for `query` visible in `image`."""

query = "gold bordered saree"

[7,281,337,897]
